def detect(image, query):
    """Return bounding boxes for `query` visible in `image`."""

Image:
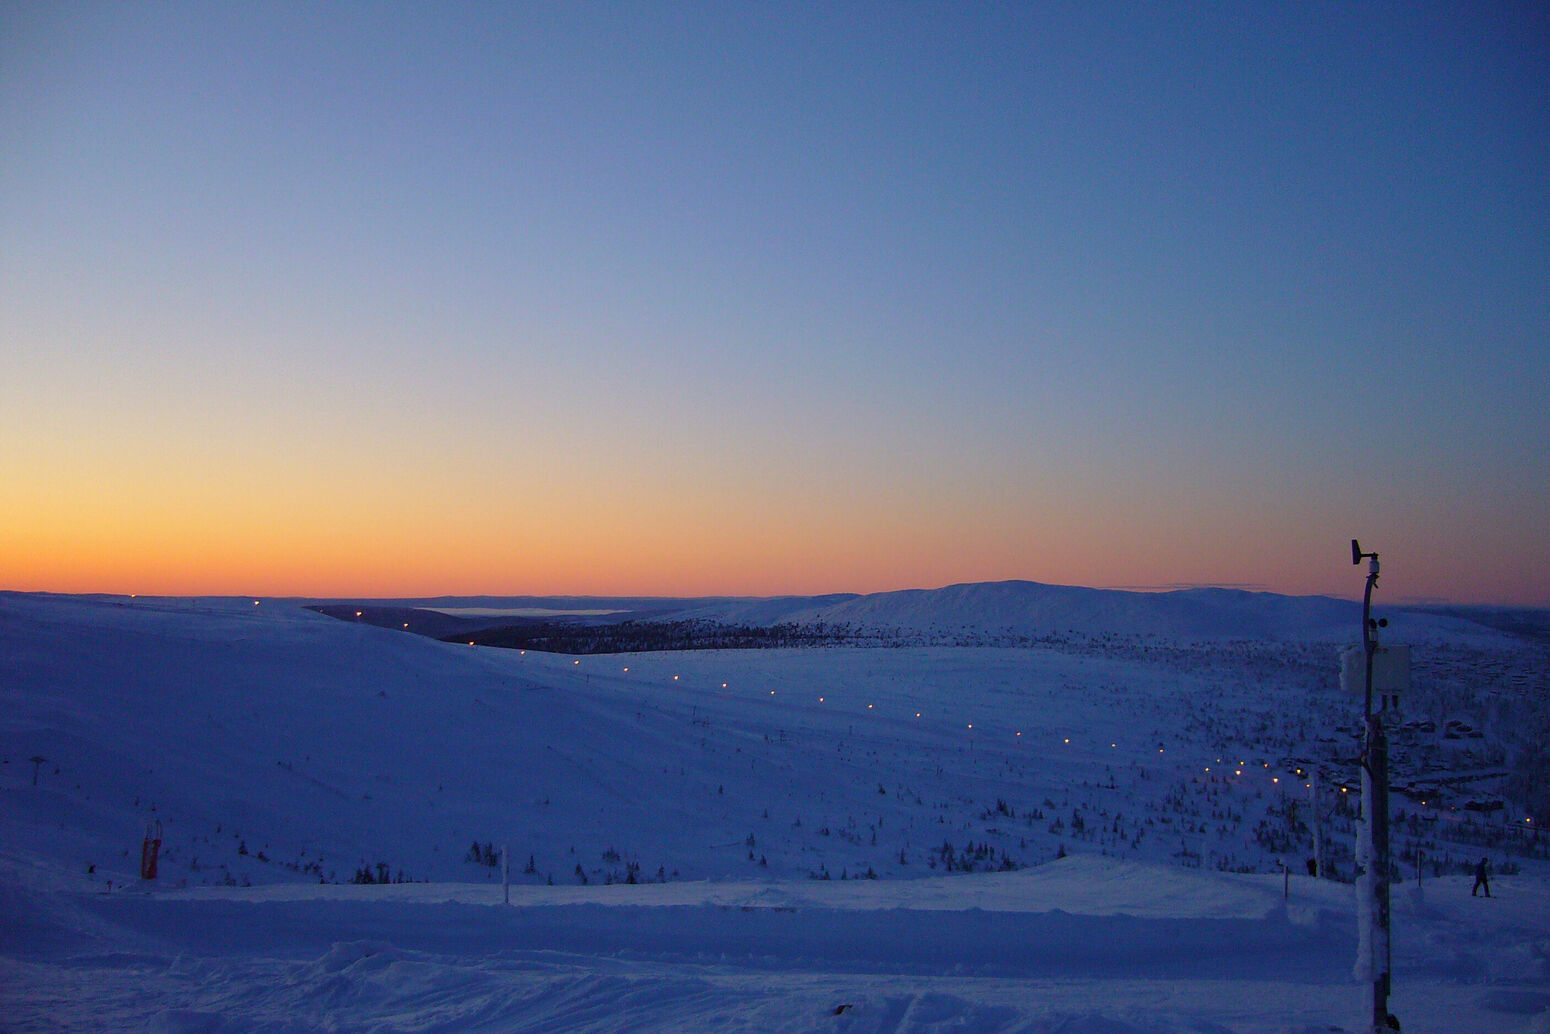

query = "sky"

[2,2,1547,605]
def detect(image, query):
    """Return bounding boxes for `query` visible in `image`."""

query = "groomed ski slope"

[5,852,1547,1033]
[2,592,1546,1032]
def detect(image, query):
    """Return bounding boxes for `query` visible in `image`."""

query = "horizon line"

[6,582,1540,611]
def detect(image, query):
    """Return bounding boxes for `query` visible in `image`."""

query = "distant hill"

[310,581,1512,646]
[772,581,1517,643]
[1407,604,1550,642]
[768,581,1367,641]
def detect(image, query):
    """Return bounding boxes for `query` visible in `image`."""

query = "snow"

[2,590,1547,1033]
[680,580,1504,645]
[428,608,629,618]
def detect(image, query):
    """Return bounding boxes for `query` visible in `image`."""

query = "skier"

[1472,857,1491,897]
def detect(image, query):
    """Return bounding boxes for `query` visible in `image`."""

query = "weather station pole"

[1351,539,1394,1033]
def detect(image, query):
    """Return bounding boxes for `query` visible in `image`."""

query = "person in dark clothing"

[1472,857,1491,897]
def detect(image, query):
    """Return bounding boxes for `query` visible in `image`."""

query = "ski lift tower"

[1350,539,1396,1033]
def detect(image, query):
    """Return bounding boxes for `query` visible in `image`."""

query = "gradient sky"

[3,2,1547,604]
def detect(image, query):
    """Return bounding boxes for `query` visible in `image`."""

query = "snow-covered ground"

[2,591,1546,1033]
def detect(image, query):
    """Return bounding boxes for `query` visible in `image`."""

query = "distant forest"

[442,619,858,654]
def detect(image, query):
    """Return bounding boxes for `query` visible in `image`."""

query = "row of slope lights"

[508,660,1184,756]
[503,651,1539,825]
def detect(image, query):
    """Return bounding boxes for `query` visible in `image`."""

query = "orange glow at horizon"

[6,483,1543,605]
[4,412,1545,604]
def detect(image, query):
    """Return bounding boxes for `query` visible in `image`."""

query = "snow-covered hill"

[770,581,1364,641]
[356,580,1511,645]
[2,591,1546,1033]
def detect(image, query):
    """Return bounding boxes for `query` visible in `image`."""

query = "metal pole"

[1354,541,1392,1033]
[1366,712,1391,1031]
[1311,768,1324,878]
